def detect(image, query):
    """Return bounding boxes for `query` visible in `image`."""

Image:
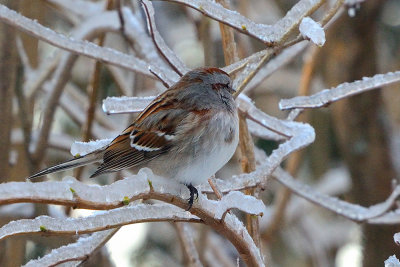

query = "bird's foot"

[185,184,198,211]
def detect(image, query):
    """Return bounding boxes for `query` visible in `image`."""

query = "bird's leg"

[185,184,198,210]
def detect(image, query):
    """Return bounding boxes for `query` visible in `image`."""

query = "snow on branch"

[23,229,118,267]
[279,70,400,110]
[0,4,178,83]
[0,204,200,241]
[299,17,325,46]
[102,95,155,114]
[273,167,400,222]
[70,139,112,156]
[237,95,315,180]
[157,0,324,45]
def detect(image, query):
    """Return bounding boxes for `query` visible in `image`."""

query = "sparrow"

[29,67,239,209]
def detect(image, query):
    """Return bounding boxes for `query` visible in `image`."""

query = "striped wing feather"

[90,92,181,178]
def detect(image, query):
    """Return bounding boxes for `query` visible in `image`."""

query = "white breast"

[174,111,239,185]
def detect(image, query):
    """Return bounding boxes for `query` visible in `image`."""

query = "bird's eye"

[225,83,235,94]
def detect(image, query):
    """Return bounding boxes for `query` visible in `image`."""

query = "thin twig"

[208,178,223,200]
[140,0,188,76]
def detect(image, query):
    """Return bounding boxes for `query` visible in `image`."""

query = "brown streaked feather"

[90,130,171,177]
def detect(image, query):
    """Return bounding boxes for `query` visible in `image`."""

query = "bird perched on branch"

[29,67,239,210]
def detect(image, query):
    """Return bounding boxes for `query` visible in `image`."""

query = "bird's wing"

[90,96,185,177]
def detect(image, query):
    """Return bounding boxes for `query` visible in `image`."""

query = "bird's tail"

[28,150,105,180]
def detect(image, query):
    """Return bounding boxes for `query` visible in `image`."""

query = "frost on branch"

[0,204,199,241]
[198,191,264,219]
[23,229,117,267]
[70,138,112,156]
[160,0,323,44]
[140,0,189,76]
[0,4,178,82]
[299,17,325,46]
[227,42,309,93]
[273,168,400,222]
[237,94,315,181]
[102,96,155,114]
[279,70,400,110]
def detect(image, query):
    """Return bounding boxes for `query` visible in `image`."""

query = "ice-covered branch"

[279,70,400,110]
[299,17,325,46]
[156,0,324,45]
[30,11,122,161]
[23,229,118,267]
[1,169,264,218]
[0,5,177,81]
[0,204,200,241]
[273,167,400,222]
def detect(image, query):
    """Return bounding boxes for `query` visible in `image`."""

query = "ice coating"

[165,0,323,45]
[102,95,154,115]
[198,191,264,219]
[299,17,325,46]
[0,180,74,203]
[274,168,400,222]
[0,204,199,241]
[70,138,112,156]
[0,5,178,81]
[23,229,117,267]
[280,70,400,110]
[140,0,189,75]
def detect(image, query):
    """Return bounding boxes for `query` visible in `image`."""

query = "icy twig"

[0,5,176,80]
[236,95,315,185]
[23,228,119,267]
[0,204,200,241]
[102,96,155,114]
[232,50,275,98]
[273,167,400,222]
[119,7,176,82]
[70,139,112,156]
[280,70,400,110]
[156,0,324,45]
[368,210,400,225]
[140,0,189,76]
[299,17,325,46]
